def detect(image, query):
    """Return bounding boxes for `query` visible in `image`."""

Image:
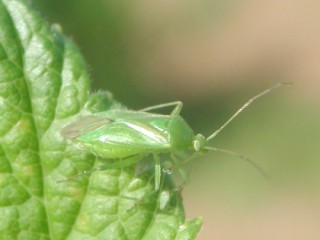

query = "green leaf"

[0,0,202,239]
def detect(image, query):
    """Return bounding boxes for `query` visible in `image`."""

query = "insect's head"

[193,134,208,152]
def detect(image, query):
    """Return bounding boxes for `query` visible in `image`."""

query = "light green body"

[76,111,195,158]
[61,102,207,190]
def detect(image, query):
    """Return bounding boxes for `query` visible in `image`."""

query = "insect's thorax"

[167,116,195,151]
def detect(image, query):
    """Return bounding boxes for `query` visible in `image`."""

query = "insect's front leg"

[153,154,161,191]
[170,154,190,190]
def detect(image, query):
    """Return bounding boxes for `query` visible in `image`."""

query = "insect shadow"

[60,82,291,192]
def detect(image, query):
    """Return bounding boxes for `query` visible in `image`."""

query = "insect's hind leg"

[57,154,145,183]
[139,101,183,116]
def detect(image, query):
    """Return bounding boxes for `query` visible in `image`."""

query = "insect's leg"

[139,101,183,115]
[58,154,144,182]
[96,154,145,170]
[153,154,162,191]
[174,151,200,165]
[170,154,189,190]
[169,101,183,116]
[123,172,167,212]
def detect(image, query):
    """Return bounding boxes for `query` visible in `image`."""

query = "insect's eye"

[193,140,201,151]
[193,134,207,152]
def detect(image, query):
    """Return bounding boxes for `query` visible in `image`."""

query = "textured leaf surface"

[0,0,202,240]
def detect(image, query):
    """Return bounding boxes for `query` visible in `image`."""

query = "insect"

[61,82,289,190]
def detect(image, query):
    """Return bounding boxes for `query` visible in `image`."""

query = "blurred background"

[32,0,320,239]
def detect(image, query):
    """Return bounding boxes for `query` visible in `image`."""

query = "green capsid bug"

[61,82,290,190]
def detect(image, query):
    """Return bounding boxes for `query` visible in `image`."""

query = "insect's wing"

[104,121,169,148]
[77,119,171,155]
[61,110,167,140]
[61,115,112,139]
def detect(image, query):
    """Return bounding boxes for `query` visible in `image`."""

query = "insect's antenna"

[206,82,292,141]
[205,146,269,179]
